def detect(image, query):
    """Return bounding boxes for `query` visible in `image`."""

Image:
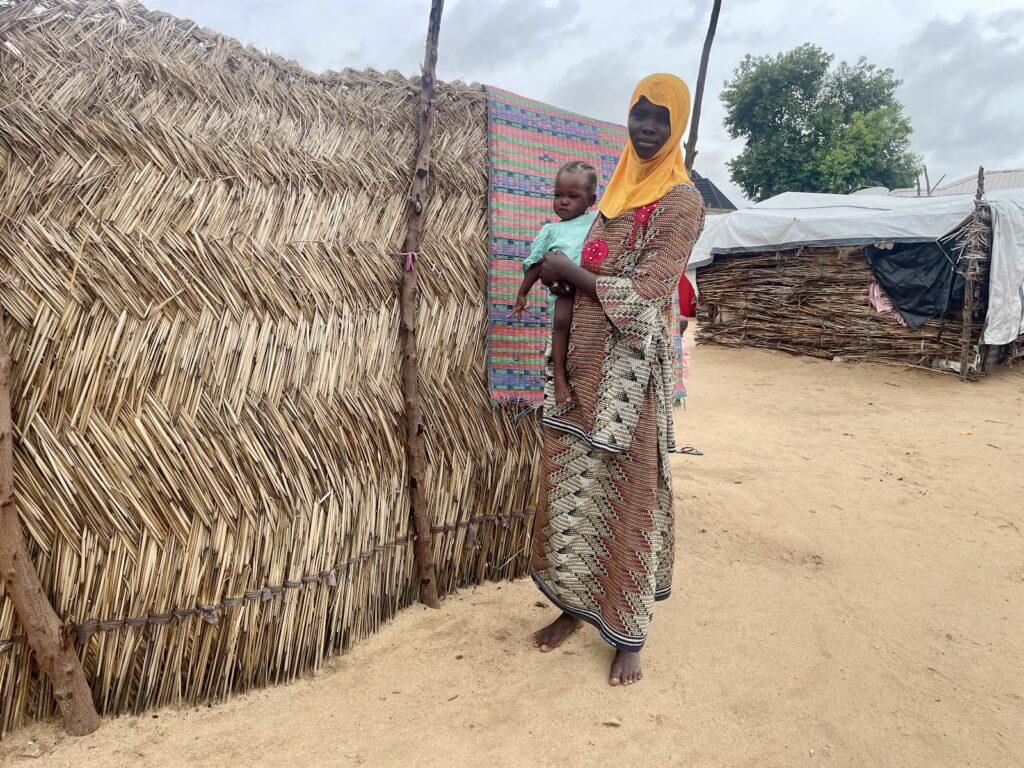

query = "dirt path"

[4,343,1023,767]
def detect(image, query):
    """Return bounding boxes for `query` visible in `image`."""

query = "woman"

[530,74,705,686]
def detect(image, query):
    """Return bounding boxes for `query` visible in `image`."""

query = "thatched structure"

[696,200,1010,378]
[0,0,541,733]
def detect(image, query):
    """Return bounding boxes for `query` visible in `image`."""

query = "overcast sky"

[151,0,1024,206]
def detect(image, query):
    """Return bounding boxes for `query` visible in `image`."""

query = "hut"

[692,187,1024,377]
[0,0,734,733]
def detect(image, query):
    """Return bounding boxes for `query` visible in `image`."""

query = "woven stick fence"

[0,0,541,734]
[696,221,991,376]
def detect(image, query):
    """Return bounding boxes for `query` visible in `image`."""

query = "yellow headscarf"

[598,73,693,220]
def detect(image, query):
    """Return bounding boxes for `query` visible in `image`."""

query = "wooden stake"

[0,310,101,735]
[684,0,722,173]
[398,0,444,609]
[958,167,986,381]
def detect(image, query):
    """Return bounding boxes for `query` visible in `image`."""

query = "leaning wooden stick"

[684,0,722,173]
[397,0,445,609]
[0,309,100,735]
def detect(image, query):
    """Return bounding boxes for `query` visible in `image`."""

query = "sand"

[3,341,1023,768]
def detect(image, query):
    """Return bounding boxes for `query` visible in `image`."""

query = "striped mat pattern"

[484,85,684,407]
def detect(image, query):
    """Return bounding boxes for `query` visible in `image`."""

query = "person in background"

[678,271,696,399]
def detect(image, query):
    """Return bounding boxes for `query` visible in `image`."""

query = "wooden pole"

[684,0,722,173]
[397,0,444,608]
[958,167,985,381]
[0,311,101,735]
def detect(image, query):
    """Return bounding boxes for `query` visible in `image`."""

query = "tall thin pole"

[684,0,722,173]
[958,167,986,381]
[397,0,445,608]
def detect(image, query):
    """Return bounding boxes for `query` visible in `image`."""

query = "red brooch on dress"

[635,202,658,223]
[630,201,660,246]
[582,239,609,270]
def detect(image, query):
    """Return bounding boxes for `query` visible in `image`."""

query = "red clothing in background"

[678,271,697,318]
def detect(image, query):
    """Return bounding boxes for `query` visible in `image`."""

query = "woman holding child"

[528,74,706,686]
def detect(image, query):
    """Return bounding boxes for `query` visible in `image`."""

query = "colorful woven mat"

[484,85,685,407]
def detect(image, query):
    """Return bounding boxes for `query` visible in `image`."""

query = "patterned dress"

[530,183,705,651]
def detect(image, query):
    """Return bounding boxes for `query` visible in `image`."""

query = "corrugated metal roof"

[691,169,738,211]
[891,168,1024,197]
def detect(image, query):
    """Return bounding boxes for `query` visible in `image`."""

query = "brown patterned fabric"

[531,183,705,650]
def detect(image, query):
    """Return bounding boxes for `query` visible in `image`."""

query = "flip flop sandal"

[675,446,703,456]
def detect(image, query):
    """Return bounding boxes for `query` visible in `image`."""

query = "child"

[512,161,598,405]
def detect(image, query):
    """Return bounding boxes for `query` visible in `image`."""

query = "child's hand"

[511,296,529,320]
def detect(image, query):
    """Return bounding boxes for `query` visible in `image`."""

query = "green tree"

[722,45,920,201]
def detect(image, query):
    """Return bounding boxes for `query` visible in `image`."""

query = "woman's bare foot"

[533,612,580,652]
[554,375,573,405]
[609,649,642,686]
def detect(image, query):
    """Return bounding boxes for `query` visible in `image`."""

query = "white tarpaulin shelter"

[691,191,1024,346]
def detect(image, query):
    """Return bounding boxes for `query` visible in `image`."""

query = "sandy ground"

[3,341,1023,768]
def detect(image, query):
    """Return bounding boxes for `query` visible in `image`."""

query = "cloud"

[892,9,1024,183]
[438,0,583,79]
[152,0,425,74]
[660,3,709,47]
[544,48,645,124]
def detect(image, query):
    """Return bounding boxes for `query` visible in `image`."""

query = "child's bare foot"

[554,376,572,405]
[533,613,580,652]
[609,649,642,686]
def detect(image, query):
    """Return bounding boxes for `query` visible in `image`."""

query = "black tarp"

[867,241,965,328]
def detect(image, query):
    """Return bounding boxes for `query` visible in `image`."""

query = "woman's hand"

[539,248,598,302]
[547,282,572,297]
[538,249,573,285]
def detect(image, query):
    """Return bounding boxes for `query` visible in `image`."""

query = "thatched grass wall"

[0,0,540,733]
